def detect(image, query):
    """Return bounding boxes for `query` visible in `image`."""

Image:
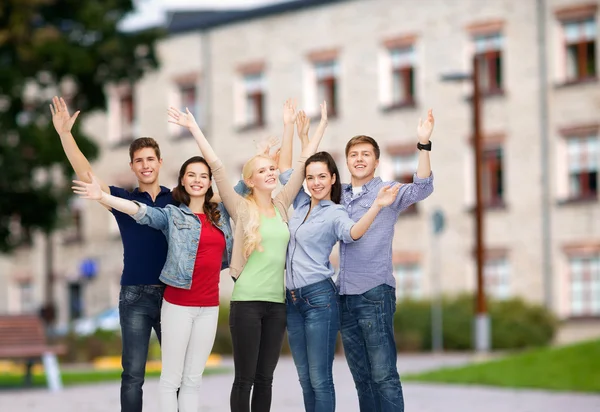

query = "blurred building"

[1,0,598,342]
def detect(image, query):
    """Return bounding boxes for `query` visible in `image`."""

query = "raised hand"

[167,107,199,130]
[296,110,310,136]
[375,184,401,208]
[319,101,328,125]
[49,96,80,136]
[283,98,298,125]
[72,172,104,201]
[417,109,434,143]
[257,136,281,163]
[295,110,310,150]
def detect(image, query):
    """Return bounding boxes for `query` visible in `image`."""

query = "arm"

[72,172,140,215]
[390,109,436,211]
[347,185,400,240]
[296,110,310,153]
[167,107,242,218]
[72,173,170,230]
[50,96,110,194]
[279,105,310,172]
[276,102,328,207]
[277,99,298,172]
[416,109,434,179]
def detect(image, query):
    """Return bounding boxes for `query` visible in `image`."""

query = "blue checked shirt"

[338,174,433,295]
[286,187,356,290]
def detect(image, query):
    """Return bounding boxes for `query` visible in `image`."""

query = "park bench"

[0,314,66,391]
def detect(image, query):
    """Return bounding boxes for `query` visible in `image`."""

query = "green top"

[231,208,290,303]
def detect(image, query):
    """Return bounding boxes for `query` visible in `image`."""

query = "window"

[179,83,198,118]
[563,18,596,82]
[567,135,598,200]
[242,72,265,128]
[18,282,36,313]
[119,91,135,142]
[395,263,421,300]
[473,33,503,94]
[390,46,415,106]
[568,254,600,316]
[392,152,418,214]
[484,257,510,300]
[172,83,199,138]
[482,147,505,206]
[315,60,339,117]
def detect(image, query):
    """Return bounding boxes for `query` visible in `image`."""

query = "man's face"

[346,143,379,181]
[130,147,162,185]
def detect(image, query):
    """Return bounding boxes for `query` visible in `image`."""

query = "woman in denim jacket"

[73,156,232,412]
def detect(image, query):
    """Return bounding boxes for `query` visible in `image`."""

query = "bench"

[0,315,66,391]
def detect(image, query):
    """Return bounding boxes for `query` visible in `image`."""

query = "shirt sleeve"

[233,178,250,197]
[132,203,170,231]
[392,172,434,212]
[278,168,308,208]
[279,169,293,185]
[332,206,356,244]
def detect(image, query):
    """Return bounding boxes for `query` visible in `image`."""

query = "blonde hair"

[240,155,276,258]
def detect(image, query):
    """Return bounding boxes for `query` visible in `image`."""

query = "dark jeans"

[229,301,287,412]
[287,278,339,412]
[340,285,404,412]
[119,285,164,412]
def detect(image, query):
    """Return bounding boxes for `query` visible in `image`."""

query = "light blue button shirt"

[286,186,356,290]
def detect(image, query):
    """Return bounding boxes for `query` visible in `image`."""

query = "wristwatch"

[417,141,432,151]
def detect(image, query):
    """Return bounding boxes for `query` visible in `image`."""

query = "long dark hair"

[305,151,342,204]
[172,156,221,227]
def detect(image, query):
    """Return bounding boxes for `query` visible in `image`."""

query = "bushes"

[394,294,558,352]
[58,294,558,362]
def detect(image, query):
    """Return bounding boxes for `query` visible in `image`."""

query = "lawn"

[404,339,600,393]
[0,367,230,388]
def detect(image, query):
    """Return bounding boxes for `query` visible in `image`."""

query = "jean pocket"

[359,285,394,305]
[120,286,143,305]
[305,291,332,309]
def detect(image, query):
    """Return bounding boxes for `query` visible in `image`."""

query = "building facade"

[1,0,598,341]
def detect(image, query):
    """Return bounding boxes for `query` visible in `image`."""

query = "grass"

[403,339,600,393]
[0,367,230,389]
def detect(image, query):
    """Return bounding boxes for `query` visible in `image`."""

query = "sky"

[121,0,289,31]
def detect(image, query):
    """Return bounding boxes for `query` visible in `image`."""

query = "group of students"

[51,95,434,412]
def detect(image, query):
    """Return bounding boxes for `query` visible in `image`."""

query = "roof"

[166,0,351,34]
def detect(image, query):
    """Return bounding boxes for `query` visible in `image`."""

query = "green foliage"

[0,0,163,251]
[404,339,600,393]
[394,295,557,351]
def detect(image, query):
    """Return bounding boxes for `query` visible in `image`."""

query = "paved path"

[1,355,599,411]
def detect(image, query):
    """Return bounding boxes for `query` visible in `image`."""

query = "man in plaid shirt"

[338,110,435,412]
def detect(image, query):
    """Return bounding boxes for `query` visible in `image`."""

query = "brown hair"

[305,152,342,204]
[345,135,380,160]
[129,137,161,162]
[172,156,221,227]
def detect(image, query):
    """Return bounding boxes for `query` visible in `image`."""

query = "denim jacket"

[131,202,233,289]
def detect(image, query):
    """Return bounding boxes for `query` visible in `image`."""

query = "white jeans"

[159,300,219,412]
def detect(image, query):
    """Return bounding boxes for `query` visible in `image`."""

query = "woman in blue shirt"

[281,113,399,412]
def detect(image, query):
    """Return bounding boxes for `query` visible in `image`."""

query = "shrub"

[394,294,557,351]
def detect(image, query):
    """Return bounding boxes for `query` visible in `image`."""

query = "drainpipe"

[537,0,553,311]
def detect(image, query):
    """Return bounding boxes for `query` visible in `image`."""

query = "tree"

[0,0,162,321]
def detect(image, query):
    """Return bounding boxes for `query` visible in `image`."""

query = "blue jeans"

[119,285,164,412]
[287,278,339,412]
[340,284,403,412]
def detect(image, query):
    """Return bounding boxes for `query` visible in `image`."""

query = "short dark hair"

[305,152,342,204]
[172,156,221,227]
[345,135,380,160]
[129,137,161,162]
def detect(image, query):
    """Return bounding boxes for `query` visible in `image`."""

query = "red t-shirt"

[163,213,225,307]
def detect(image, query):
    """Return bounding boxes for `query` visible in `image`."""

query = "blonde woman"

[167,100,327,412]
